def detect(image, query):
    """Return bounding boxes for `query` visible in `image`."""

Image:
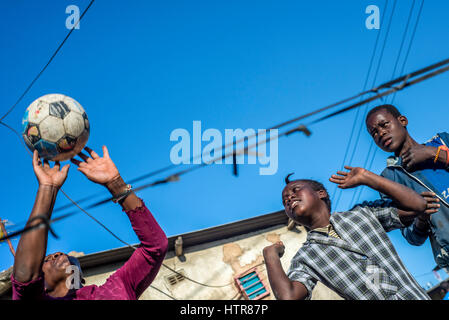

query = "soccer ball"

[22,94,90,161]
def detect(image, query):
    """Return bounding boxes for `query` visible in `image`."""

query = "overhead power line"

[50,57,449,214]
[52,54,449,213]
[391,0,425,104]
[352,0,425,207]
[3,58,449,225]
[346,0,399,208]
[0,0,95,122]
[332,0,393,211]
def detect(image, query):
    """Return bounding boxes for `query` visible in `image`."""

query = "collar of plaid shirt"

[311,223,340,239]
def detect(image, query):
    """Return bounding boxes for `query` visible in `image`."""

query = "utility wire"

[331,0,389,211]
[391,0,425,104]
[4,58,449,224]
[0,0,95,122]
[353,0,424,207]
[53,55,449,214]
[49,57,449,214]
[346,0,398,208]
[149,284,177,300]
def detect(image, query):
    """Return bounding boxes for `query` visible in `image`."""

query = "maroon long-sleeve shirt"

[11,200,168,300]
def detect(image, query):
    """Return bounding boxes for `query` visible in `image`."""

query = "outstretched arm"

[13,151,70,283]
[263,242,308,300]
[329,166,430,218]
[71,146,168,299]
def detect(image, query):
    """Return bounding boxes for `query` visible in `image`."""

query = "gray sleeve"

[356,199,404,232]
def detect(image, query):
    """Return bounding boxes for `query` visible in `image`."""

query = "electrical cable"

[331,0,389,211]
[343,0,397,210]
[52,56,449,214]
[4,59,449,225]
[47,57,449,214]
[352,0,424,207]
[149,284,177,300]
[391,0,425,103]
[0,0,95,122]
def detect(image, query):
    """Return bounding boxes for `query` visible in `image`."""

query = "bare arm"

[330,166,427,218]
[263,242,308,300]
[13,151,70,283]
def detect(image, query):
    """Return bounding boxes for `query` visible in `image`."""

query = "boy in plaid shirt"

[263,166,439,300]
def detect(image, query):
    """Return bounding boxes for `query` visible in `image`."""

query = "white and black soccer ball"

[22,94,90,161]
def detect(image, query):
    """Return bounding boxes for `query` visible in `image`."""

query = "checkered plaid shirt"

[287,200,430,300]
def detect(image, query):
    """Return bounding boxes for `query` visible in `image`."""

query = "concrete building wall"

[83,224,343,300]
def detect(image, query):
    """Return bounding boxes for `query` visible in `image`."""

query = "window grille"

[234,267,270,300]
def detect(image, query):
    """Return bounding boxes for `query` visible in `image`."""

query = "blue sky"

[1,0,449,290]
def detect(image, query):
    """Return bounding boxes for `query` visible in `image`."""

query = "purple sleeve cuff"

[10,274,46,300]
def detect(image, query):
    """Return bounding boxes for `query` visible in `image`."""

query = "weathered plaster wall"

[83,224,343,300]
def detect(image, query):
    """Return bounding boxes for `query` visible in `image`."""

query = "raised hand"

[32,150,70,188]
[263,241,285,259]
[70,146,120,185]
[329,166,368,189]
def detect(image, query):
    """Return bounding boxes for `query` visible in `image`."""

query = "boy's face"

[366,109,408,153]
[282,181,322,224]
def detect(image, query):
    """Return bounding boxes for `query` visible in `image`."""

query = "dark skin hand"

[263,241,308,300]
[410,191,439,232]
[71,146,142,211]
[401,144,447,171]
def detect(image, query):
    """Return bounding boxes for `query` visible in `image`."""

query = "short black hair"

[366,104,401,123]
[284,173,331,211]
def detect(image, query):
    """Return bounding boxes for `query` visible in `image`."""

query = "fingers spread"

[85,146,100,159]
[71,158,82,166]
[78,152,91,163]
[343,165,353,171]
[43,159,50,168]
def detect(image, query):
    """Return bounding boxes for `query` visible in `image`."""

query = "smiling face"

[282,180,328,226]
[366,109,409,154]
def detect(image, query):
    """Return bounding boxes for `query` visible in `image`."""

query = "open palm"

[71,146,120,185]
[32,150,70,188]
[329,166,367,189]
